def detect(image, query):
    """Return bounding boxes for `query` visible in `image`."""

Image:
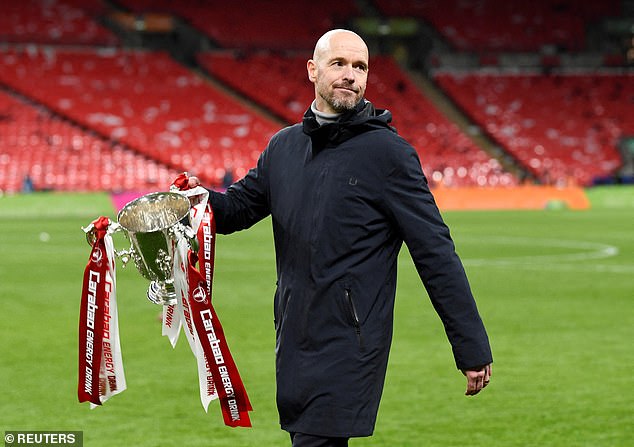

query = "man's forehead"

[329,39,368,59]
[315,30,369,62]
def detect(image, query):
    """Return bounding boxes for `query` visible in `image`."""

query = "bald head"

[312,29,369,64]
[308,29,370,114]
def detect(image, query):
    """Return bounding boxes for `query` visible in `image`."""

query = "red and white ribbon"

[170,174,253,426]
[78,217,126,407]
[169,230,219,410]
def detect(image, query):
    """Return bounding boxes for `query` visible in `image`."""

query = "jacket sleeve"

[208,148,271,235]
[382,138,492,370]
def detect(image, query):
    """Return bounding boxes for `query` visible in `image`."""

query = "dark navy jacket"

[209,100,492,437]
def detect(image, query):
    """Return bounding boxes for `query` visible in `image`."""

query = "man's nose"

[342,65,355,82]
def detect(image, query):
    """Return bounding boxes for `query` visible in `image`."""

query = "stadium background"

[0,1,632,446]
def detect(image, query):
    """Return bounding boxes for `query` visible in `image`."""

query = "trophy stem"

[147,281,177,306]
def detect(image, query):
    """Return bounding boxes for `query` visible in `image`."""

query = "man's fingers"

[464,366,492,395]
[465,371,480,395]
[462,364,492,396]
[188,176,201,188]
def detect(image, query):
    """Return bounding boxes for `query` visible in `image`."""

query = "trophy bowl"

[117,192,191,305]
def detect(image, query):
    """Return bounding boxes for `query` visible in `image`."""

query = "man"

[189,29,492,446]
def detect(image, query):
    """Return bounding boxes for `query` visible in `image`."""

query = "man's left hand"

[462,363,492,396]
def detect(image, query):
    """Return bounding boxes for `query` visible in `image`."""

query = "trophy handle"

[115,248,133,268]
[82,219,121,246]
[83,220,134,266]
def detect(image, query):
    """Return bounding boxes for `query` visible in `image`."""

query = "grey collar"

[310,100,341,126]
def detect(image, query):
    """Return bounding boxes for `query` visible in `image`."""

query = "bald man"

[191,29,492,446]
[308,29,369,114]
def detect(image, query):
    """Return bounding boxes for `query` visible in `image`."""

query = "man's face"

[308,32,369,114]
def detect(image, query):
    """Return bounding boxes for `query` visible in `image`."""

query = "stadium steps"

[98,4,286,128]
[193,64,287,128]
[406,70,537,183]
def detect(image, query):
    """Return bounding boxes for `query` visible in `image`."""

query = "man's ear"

[307,59,317,83]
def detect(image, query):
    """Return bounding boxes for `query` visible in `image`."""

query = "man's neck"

[311,100,341,126]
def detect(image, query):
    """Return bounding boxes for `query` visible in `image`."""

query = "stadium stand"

[0,0,118,46]
[0,47,281,188]
[113,0,358,50]
[435,73,632,186]
[198,52,313,123]
[373,0,622,52]
[0,90,178,192]
[199,52,518,187]
[0,0,630,193]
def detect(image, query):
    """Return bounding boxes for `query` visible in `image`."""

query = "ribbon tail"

[78,225,108,406]
[173,232,219,409]
[98,234,127,404]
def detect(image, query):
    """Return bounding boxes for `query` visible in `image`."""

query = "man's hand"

[171,173,202,191]
[187,176,201,188]
[462,363,492,396]
[170,173,205,206]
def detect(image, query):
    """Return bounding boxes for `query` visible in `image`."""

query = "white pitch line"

[454,236,634,274]
[464,260,634,274]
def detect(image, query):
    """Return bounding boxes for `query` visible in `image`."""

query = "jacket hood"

[302,99,394,151]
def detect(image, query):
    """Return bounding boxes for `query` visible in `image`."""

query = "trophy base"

[147,281,177,306]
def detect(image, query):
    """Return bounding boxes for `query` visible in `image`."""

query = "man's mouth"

[335,86,358,93]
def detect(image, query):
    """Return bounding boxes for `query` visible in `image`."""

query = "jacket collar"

[302,99,394,151]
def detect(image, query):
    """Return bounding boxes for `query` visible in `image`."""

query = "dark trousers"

[290,432,349,447]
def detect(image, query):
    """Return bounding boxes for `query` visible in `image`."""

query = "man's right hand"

[187,176,201,188]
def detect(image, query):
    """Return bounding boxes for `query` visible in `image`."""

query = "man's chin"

[331,97,359,113]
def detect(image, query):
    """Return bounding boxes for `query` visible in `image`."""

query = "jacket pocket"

[273,287,281,329]
[345,288,363,349]
[274,285,289,331]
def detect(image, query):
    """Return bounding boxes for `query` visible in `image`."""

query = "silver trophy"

[85,191,194,305]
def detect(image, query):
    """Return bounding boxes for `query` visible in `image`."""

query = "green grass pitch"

[1,187,633,446]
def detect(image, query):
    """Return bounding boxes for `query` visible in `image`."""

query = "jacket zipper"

[345,288,363,348]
